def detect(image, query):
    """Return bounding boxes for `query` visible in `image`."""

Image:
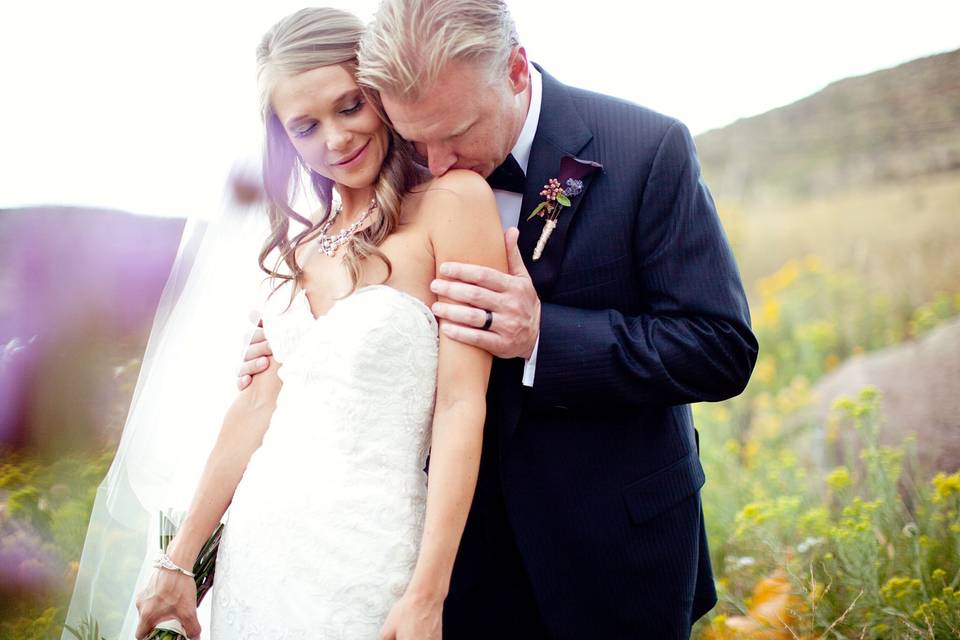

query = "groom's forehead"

[380,59,492,138]
[382,92,476,141]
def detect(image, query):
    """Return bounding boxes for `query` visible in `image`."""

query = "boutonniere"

[527,155,602,261]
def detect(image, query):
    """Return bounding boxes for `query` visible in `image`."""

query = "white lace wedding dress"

[209,283,439,639]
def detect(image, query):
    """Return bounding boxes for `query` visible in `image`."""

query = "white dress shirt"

[490,65,543,387]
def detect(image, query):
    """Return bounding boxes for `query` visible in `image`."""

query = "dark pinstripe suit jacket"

[449,65,758,638]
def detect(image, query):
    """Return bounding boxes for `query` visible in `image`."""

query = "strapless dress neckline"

[293,283,437,331]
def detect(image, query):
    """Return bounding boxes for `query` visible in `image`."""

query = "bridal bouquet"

[64,509,224,640]
[148,509,224,639]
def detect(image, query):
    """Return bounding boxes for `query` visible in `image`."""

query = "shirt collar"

[510,63,542,174]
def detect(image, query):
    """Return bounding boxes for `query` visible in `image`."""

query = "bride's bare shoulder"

[403,170,498,228]
[401,171,504,269]
[415,169,493,200]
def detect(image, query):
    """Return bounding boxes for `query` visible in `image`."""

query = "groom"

[240,1,757,637]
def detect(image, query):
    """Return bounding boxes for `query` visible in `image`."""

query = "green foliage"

[0,461,36,488]
[908,291,960,337]
[7,486,52,533]
[0,606,61,640]
[698,388,960,639]
[63,614,107,640]
[691,246,960,639]
[0,447,112,640]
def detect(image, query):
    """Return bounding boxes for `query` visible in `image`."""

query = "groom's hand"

[237,317,273,390]
[430,226,540,359]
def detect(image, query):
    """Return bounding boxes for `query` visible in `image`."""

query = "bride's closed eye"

[292,101,364,139]
[340,99,364,116]
[293,122,318,138]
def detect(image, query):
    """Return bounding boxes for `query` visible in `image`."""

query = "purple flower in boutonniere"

[527,155,602,261]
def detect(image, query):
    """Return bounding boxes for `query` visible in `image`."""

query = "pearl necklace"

[316,199,378,257]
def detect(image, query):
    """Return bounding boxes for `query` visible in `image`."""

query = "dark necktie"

[486,154,526,194]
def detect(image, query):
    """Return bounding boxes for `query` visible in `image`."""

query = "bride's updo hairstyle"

[256,7,420,307]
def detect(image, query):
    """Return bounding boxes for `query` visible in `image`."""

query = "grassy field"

[724,171,960,309]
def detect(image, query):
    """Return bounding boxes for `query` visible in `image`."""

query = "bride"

[131,7,505,639]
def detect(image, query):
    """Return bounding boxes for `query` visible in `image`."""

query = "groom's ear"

[507,45,530,96]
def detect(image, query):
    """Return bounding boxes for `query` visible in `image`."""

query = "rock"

[811,317,960,473]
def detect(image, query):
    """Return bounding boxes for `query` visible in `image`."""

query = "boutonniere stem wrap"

[527,155,602,261]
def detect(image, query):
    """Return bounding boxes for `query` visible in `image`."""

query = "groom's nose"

[426,144,457,177]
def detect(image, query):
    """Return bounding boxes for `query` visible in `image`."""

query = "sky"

[1,0,958,220]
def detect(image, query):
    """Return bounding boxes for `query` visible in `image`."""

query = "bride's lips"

[332,140,370,168]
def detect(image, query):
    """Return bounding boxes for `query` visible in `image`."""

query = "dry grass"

[719,170,960,308]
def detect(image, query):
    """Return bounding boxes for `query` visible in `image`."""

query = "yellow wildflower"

[825,414,840,444]
[802,254,823,273]
[832,395,856,414]
[721,570,802,639]
[754,356,776,385]
[932,471,960,503]
[824,353,839,371]
[722,439,740,459]
[759,298,781,329]
[858,385,879,403]
[743,439,760,468]
[826,467,852,492]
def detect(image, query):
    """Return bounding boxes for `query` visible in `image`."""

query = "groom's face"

[381,50,530,179]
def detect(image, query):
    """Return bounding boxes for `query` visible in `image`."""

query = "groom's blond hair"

[357,0,519,102]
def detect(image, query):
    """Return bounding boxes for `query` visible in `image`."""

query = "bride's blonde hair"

[256,7,421,309]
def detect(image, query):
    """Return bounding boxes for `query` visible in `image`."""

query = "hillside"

[0,207,185,452]
[696,48,960,205]
[0,206,185,339]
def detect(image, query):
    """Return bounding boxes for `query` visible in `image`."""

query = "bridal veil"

[61,167,275,640]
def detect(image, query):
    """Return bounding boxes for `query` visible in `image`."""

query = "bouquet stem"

[146,511,224,640]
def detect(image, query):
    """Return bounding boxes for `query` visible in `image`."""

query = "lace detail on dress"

[210,284,438,638]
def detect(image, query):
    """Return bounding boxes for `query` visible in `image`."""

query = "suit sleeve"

[528,120,758,410]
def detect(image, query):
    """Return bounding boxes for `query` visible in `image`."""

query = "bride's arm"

[167,357,282,564]
[135,358,283,638]
[392,171,507,619]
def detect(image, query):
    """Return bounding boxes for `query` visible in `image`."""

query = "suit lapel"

[518,65,595,299]
[499,67,596,443]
